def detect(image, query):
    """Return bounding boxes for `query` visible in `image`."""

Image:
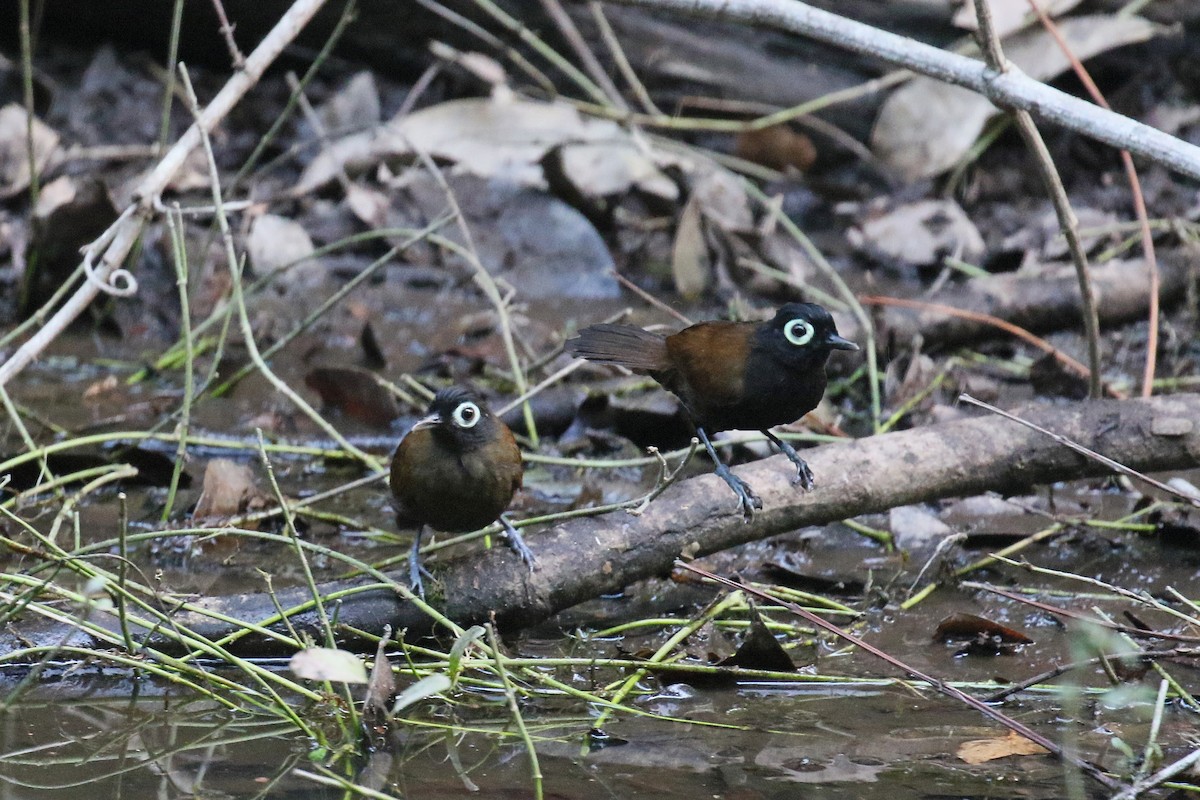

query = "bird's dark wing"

[565,324,669,371]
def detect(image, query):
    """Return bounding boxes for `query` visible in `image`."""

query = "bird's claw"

[792,460,815,491]
[714,463,763,521]
[507,533,537,571]
[501,517,536,571]
[409,560,426,600]
[767,432,815,491]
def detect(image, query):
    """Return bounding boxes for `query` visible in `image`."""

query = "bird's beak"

[411,413,442,431]
[827,333,860,351]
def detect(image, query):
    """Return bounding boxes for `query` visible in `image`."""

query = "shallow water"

[3,333,1199,799]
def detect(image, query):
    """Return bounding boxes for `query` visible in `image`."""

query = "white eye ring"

[452,401,481,428]
[784,318,815,346]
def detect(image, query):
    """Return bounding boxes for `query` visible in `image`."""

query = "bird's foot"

[713,463,763,521]
[501,516,536,571]
[408,533,434,599]
[786,454,815,491]
[765,432,815,491]
[409,559,426,600]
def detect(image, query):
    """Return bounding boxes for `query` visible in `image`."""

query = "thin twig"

[973,0,1102,398]
[161,205,194,522]
[537,0,627,110]
[612,271,693,325]
[601,0,1200,180]
[485,623,544,800]
[588,1,660,115]
[676,561,1120,791]
[984,650,1192,703]
[409,149,539,446]
[413,0,557,96]
[958,393,1200,508]
[157,0,186,151]
[1022,0,1160,398]
[678,95,875,164]
[178,64,382,471]
[1110,745,1200,800]
[464,0,612,106]
[0,0,331,388]
[18,0,39,204]
[965,583,1200,644]
[256,430,335,646]
[209,0,247,68]
[861,295,1123,397]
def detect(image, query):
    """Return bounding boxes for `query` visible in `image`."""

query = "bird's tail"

[565,324,669,371]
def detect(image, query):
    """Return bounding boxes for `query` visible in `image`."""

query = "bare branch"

[5,393,1197,656]
[602,0,1200,180]
[0,0,330,388]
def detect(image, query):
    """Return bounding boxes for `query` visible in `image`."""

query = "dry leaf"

[692,168,753,232]
[958,731,1049,764]
[934,613,1034,645]
[718,604,797,673]
[24,176,119,311]
[364,633,396,719]
[290,648,369,684]
[849,199,984,266]
[318,71,380,136]
[345,182,389,227]
[297,95,625,192]
[672,193,709,300]
[0,104,60,198]
[872,14,1161,179]
[82,374,119,400]
[192,458,259,521]
[550,140,678,202]
[246,213,324,287]
[166,147,211,193]
[735,124,817,173]
[953,0,1083,36]
[305,366,399,428]
[888,503,953,550]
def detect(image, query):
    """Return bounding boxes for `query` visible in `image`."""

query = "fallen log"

[3,393,1199,657]
[862,251,1194,348]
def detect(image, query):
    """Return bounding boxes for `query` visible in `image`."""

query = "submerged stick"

[3,394,1199,656]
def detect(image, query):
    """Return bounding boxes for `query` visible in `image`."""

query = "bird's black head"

[757,303,858,366]
[412,387,498,450]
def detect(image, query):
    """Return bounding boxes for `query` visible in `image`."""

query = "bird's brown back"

[659,321,754,421]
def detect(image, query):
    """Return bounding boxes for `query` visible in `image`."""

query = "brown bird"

[390,387,531,596]
[565,303,858,518]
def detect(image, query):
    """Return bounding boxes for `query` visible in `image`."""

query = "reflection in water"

[0,675,1103,800]
[0,692,313,798]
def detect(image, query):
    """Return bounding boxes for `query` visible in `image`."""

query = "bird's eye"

[784,318,815,346]
[452,401,481,428]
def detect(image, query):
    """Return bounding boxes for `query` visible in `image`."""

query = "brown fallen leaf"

[934,613,1034,645]
[735,124,817,173]
[192,458,263,522]
[305,366,399,428]
[957,730,1049,764]
[82,374,119,400]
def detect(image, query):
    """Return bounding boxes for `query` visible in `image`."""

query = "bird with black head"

[566,303,858,518]
[390,387,532,597]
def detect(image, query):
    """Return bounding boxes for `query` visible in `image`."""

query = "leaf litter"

[1,7,1199,798]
